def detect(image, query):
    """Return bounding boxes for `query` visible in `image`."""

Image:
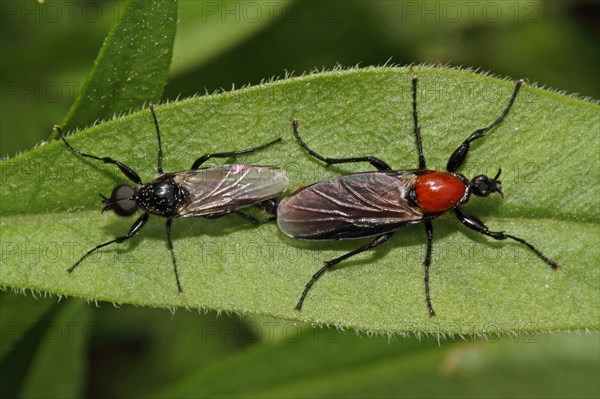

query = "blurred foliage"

[55,0,178,136]
[2,0,599,158]
[1,0,599,398]
[1,296,598,399]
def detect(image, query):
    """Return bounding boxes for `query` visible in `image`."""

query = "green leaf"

[19,300,89,399]
[171,0,289,75]
[1,67,598,334]
[0,292,56,360]
[150,330,600,398]
[53,0,178,136]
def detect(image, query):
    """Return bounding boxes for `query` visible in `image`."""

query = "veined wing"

[174,165,288,217]
[277,171,430,240]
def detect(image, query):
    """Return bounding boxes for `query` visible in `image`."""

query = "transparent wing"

[174,165,288,216]
[277,171,427,239]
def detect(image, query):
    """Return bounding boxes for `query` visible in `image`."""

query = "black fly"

[54,105,289,292]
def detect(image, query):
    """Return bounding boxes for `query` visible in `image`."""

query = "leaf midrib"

[0,206,596,226]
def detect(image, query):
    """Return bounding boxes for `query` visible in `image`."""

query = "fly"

[278,77,558,316]
[55,105,289,292]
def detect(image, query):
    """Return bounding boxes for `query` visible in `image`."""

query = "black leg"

[53,125,142,184]
[203,210,233,219]
[295,232,395,310]
[165,218,182,293]
[423,221,435,317]
[67,213,149,273]
[206,200,279,225]
[454,208,558,269]
[446,80,524,172]
[255,198,279,216]
[190,136,282,170]
[232,210,276,225]
[412,76,426,169]
[149,104,164,174]
[292,120,392,171]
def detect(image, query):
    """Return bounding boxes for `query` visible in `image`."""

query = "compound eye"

[110,184,138,216]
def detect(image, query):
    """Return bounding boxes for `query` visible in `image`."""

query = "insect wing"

[277,171,427,239]
[175,165,288,216]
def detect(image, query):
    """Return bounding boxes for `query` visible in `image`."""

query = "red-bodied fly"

[54,105,288,292]
[277,77,558,316]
